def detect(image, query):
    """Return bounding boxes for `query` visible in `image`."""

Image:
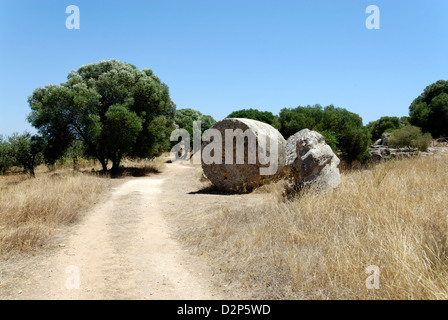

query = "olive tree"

[0,135,13,174]
[7,132,44,176]
[28,60,176,173]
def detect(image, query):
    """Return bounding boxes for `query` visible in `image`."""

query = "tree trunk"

[29,165,35,178]
[73,157,78,171]
[111,160,120,175]
[25,158,35,178]
[99,158,108,172]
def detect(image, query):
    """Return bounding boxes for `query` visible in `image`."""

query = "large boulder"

[201,118,286,192]
[285,129,341,191]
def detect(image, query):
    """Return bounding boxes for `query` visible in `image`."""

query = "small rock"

[381,132,392,146]
[373,138,382,146]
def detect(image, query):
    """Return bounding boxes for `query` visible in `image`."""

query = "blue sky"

[0,0,447,136]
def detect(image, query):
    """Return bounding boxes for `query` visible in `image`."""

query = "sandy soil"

[1,161,240,300]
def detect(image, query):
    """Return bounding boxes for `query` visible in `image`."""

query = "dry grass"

[0,157,165,259]
[115,158,165,177]
[0,171,109,259]
[175,156,448,299]
[55,157,166,177]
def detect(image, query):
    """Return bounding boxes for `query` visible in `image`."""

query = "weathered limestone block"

[201,118,286,193]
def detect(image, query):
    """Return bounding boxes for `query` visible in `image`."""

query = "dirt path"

[7,162,224,300]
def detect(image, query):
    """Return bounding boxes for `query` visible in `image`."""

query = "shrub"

[388,125,432,151]
[0,135,12,174]
[174,108,216,141]
[278,105,370,162]
[319,130,338,154]
[7,132,44,176]
[409,80,448,137]
[366,116,402,141]
[227,108,277,128]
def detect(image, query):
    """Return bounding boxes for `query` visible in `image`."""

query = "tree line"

[226,80,448,161]
[1,59,447,176]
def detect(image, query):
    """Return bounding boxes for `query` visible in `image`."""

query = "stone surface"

[285,129,341,191]
[373,138,382,146]
[201,118,286,193]
[381,132,392,146]
[368,145,448,162]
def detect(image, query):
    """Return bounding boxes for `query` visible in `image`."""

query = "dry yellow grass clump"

[179,156,448,299]
[0,171,107,259]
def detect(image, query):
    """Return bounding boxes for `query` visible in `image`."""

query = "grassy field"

[0,171,107,259]
[176,156,448,299]
[0,158,164,259]
[2,153,447,299]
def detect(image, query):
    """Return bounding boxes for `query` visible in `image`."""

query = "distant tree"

[174,108,216,140]
[278,105,324,138]
[102,104,143,170]
[399,116,410,127]
[64,139,87,169]
[8,132,44,176]
[337,125,371,162]
[28,59,176,173]
[272,115,281,130]
[0,135,13,174]
[366,116,402,141]
[388,125,432,151]
[409,80,448,137]
[226,108,277,127]
[201,115,216,133]
[278,105,370,162]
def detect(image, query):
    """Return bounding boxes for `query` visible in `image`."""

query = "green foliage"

[7,132,44,176]
[64,139,86,164]
[174,108,216,140]
[278,105,370,162]
[338,126,371,162]
[28,59,176,172]
[0,135,13,174]
[319,130,338,154]
[201,115,216,133]
[272,116,281,130]
[366,116,402,141]
[399,116,410,127]
[278,105,324,138]
[103,104,143,171]
[409,80,448,137]
[388,125,433,151]
[226,108,277,128]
